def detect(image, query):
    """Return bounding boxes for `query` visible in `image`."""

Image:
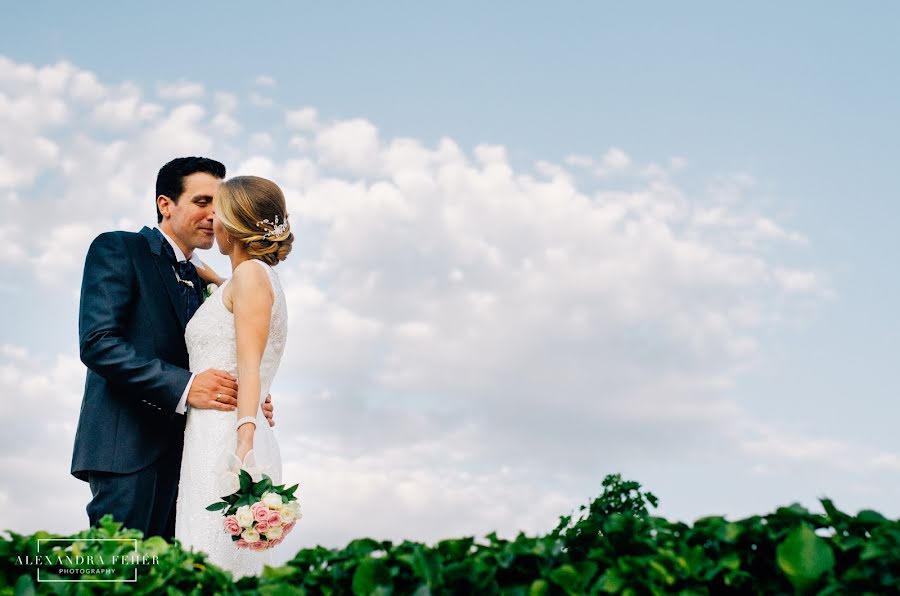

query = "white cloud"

[214,91,238,113]
[91,94,162,129]
[31,223,96,284]
[4,54,891,545]
[255,75,276,87]
[564,154,593,168]
[315,118,382,175]
[249,132,274,152]
[285,107,319,131]
[773,267,829,296]
[741,426,900,474]
[594,147,631,177]
[289,135,310,151]
[212,112,241,136]
[250,91,274,108]
[0,346,92,535]
[138,103,212,160]
[669,156,689,171]
[157,79,206,100]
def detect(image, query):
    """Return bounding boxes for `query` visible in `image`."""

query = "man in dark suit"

[71,157,275,540]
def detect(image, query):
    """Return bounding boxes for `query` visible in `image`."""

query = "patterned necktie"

[156,230,202,322]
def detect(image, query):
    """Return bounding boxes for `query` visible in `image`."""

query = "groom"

[71,156,275,541]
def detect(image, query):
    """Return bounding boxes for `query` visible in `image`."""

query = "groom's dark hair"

[156,156,227,222]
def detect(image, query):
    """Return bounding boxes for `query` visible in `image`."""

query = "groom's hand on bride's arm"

[187,369,239,411]
[262,394,275,427]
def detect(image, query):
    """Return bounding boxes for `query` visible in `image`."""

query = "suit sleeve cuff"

[176,373,195,415]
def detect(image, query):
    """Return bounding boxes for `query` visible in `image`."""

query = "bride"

[175,176,292,578]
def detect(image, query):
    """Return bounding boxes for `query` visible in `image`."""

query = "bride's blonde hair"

[214,176,293,266]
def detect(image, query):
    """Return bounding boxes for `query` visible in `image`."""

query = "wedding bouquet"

[206,468,301,550]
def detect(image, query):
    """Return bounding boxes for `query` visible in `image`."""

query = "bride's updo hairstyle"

[214,176,294,266]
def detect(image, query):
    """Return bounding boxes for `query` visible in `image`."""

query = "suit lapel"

[139,226,187,329]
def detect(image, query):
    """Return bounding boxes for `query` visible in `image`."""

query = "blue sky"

[1,2,898,557]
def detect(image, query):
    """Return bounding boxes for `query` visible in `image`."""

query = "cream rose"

[266,525,283,539]
[262,492,283,509]
[241,528,260,543]
[236,505,254,528]
[288,501,303,520]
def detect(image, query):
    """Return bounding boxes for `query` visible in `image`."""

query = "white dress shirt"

[155,227,197,415]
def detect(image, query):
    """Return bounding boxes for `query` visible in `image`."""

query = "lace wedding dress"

[175,259,287,579]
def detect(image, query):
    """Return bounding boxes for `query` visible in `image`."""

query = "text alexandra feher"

[17,554,160,566]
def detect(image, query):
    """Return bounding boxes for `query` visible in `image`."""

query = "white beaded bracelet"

[236,416,257,430]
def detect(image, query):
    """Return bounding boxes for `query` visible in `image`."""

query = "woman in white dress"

[175,176,292,579]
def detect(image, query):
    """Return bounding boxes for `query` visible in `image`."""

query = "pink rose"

[235,538,248,548]
[283,521,296,535]
[251,502,270,523]
[269,537,283,547]
[255,521,270,534]
[250,540,268,551]
[224,516,242,536]
[267,510,282,526]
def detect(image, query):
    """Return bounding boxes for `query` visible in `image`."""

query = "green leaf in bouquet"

[239,469,253,492]
[283,484,299,498]
[206,501,229,512]
[253,477,273,497]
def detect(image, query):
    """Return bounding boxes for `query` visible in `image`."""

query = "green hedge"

[2,475,898,595]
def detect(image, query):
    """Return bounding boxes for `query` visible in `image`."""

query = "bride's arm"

[232,260,275,462]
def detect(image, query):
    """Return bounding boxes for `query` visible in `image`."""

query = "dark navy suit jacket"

[71,226,192,481]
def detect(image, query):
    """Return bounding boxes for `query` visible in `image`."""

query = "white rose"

[262,492,283,509]
[266,525,283,539]
[236,505,254,528]
[281,507,296,523]
[241,528,260,543]
[289,501,303,519]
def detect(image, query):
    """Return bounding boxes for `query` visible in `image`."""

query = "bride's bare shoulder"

[230,259,274,301]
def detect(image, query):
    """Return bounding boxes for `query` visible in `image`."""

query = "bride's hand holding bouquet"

[207,462,301,550]
[207,429,301,551]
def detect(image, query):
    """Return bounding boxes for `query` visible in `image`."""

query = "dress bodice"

[185,259,287,398]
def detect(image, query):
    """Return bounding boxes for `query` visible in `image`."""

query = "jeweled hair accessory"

[256,214,289,239]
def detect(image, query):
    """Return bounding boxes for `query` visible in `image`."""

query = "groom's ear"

[157,194,173,219]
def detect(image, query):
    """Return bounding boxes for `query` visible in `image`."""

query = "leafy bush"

[2,474,897,594]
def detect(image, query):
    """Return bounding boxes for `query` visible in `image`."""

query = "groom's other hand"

[188,369,238,411]
[262,394,275,427]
